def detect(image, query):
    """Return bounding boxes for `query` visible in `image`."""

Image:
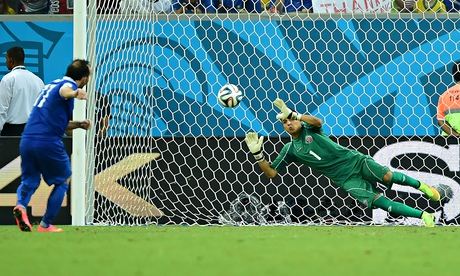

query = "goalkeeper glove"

[273,98,302,121]
[245,132,265,162]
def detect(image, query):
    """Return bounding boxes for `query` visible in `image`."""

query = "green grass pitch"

[1,226,459,276]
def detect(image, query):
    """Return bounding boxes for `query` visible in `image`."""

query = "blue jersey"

[221,0,263,12]
[444,0,460,11]
[283,0,312,12]
[22,76,77,141]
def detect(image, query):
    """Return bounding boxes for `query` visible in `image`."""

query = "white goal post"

[71,0,87,226]
[74,2,460,226]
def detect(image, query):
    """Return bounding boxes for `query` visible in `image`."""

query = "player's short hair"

[452,61,460,83]
[6,47,25,64]
[65,59,90,81]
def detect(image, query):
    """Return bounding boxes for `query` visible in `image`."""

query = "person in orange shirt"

[437,62,460,136]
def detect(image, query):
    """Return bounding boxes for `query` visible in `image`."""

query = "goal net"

[85,3,460,226]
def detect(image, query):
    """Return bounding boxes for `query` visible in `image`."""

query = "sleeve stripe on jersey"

[273,143,292,170]
[443,108,460,116]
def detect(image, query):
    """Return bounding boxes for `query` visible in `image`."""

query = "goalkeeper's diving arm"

[244,132,278,179]
[256,159,278,179]
[298,114,322,128]
[273,97,322,128]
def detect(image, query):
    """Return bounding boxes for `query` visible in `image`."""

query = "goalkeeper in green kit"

[245,98,441,227]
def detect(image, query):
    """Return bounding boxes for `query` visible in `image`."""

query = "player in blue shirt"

[282,0,312,13]
[13,59,91,232]
[444,0,460,11]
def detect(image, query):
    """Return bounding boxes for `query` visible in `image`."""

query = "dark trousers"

[1,123,26,136]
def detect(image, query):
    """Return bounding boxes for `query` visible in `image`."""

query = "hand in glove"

[273,98,302,121]
[245,132,264,162]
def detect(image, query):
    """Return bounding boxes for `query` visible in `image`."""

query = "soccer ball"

[218,84,243,108]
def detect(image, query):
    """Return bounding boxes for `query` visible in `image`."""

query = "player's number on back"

[449,95,460,101]
[34,83,56,108]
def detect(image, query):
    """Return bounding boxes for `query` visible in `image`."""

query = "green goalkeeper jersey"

[271,123,368,186]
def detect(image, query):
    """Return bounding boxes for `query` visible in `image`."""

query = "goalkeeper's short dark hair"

[453,61,460,83]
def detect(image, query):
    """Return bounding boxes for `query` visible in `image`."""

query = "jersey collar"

[63,76,78,86]
[292,126,307,141]
[11,65,26,71]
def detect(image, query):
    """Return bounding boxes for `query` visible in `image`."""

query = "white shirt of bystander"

[119,0,173,14]
[0,66,44,132]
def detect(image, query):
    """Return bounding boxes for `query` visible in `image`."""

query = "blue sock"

[16,181,40,207]
[42,184,69,226]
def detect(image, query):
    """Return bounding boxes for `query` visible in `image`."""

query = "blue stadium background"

[2,18,460,137]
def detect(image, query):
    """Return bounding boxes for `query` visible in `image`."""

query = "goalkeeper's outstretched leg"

[381,171,441,202]
[362,158,442,202]
[372,195,435,227]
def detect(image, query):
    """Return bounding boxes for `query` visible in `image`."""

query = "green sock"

[391,172,420,189]
[418,183,434,197]
[373,196,423,218]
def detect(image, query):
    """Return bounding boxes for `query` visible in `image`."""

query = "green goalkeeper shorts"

[342,177,380,207]
[360,157,391,187]
[341,157,390,207]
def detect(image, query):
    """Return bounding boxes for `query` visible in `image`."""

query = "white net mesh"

[85,4,460,226]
